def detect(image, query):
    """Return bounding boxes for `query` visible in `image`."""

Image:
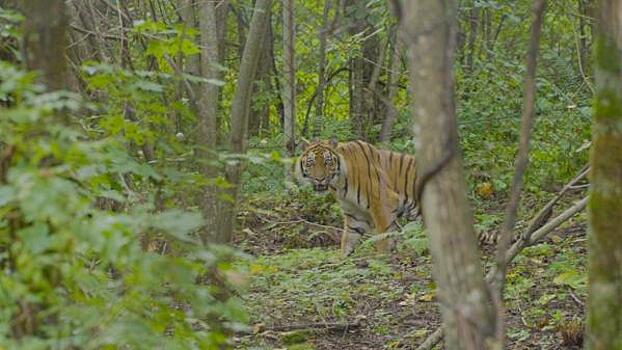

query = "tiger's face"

[297,140,340,193]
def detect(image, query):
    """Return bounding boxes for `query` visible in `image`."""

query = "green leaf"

[0,185,15,206]
[553,271,586,290]
[150,210,203,244]
[18,223,52,254]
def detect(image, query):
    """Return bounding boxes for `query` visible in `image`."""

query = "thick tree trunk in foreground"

[402,1,497,348]
[20,0,68,92]
[11,1,68,338]
[585,0,622,348]
[219,0,273,243]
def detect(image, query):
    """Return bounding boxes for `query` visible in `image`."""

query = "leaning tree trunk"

[585,0,622,349]
[220,0,273,243]
[401,1,497,349]
[282,0,296,156]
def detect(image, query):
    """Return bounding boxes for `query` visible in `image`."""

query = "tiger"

[295,139,419,256]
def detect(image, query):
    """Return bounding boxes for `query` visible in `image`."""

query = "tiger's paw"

[340,232,362,258]
[375,238,395,254]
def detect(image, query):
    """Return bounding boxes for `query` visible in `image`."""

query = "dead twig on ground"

[241,320,363,336]
[568,290,585,307]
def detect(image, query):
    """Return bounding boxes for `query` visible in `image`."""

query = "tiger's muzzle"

[312,175,333,192]
[314,183,329,192]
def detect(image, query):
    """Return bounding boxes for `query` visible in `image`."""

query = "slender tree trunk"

[465,4,479,73]
[216,0,230,65]
[585,0,622,348]
[193,0,227,244]
[220,0,273,243]
[313,0,332,137]
[282,0,296,155]
[346,0,380,141]
[178,0,201,82]
[198,1,220,150]
[401,1,497,348]
[249,20,273,137]
[235,5,248,64]
[378,35,401,143]
[492,1,546,345]
[347,0,367,140]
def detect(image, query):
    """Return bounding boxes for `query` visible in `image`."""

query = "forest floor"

[233,193,587,350]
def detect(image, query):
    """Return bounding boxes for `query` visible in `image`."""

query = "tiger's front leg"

[340,213,371,257]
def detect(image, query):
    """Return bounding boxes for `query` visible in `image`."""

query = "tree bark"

[313,0,332,137]
[282,0,296,155]
[465,4,479,73]
[346,0,378,140]
[378,32,401,143]
[178,0,201,82]
[197,0,220,150]
[193,0,228,244]
[401,1,497,348]
[20,0,68,92]
[219,0,273,243]
[249,19,273,138]
[585,0,622,348]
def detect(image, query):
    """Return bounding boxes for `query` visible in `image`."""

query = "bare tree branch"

[492,0,547,345]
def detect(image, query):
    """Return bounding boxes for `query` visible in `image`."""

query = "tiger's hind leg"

[369,198,400,255]
[340,212,371,257]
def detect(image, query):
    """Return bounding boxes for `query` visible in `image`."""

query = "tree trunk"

[345,0,381,141]
[347,0,367,140]
[249,20,273,138]
[465,4,479,73]
[178,0,201,83]
[313,0,332,137]
[585,0,622,348]
[11,0,68,338]
[378,34,401,143]
[194,0,228,244]
[492,1,546,345]
[401,1,497,349]
[216,0,230,65]
[282,0,296,156]
[219,0,273,244]
[20,0,68,92]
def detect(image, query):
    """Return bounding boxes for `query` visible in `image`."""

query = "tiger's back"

[335,141,419,220]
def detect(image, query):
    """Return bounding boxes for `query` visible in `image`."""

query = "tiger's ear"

[329,138,338,148]
[298,138,310,152]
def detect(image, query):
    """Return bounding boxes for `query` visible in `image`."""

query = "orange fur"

[296,140,419,256]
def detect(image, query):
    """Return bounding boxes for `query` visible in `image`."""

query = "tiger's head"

[296,139,340,193]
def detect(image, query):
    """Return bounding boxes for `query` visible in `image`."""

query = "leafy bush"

[0,61,246,348]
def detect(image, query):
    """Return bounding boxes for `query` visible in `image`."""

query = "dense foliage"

[0,0,597,348]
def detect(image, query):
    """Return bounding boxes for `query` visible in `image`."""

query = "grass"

[234,193,588,350]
